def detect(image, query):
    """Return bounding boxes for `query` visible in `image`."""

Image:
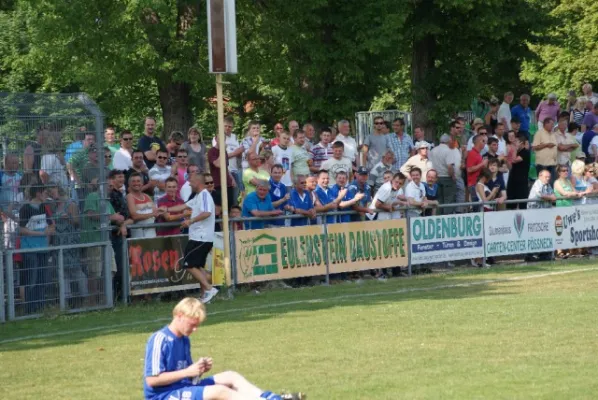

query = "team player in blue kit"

[144,297,303,400]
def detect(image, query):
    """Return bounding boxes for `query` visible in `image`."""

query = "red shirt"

[208,147,232,188]
[156,195,185,236]
[466,147,483,187]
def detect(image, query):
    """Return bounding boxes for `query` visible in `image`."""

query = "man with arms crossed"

[144,297,300,400]
[162,173,218,304]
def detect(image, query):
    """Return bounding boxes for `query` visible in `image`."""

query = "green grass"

[2,260,598,399]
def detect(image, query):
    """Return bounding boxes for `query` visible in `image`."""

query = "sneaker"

[201,287,219,304]
[281,392,306,400]
[470,259,479,267]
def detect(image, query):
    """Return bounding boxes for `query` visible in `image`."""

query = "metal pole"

[121,237,130,305]
[6,251,15,320]
[58,248,65,311]
[104,244,114,308]
[0,251,5,323]
[229,219,237,292]
[406,211,412,277]
[216,73,233,288]
[323,217,330,286]
[481,206,487,267]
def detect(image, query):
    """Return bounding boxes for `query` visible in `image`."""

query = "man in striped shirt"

[309,127,333,173]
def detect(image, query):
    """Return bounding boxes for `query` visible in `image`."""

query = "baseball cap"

[548,93,557,99]
[416,141,430,150]
[357,166,369,175]
[439,134,451,144]
[472,118,484,126]
[576,152,586,159]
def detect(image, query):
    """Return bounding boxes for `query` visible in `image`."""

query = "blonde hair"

[571,160,586,177]
[576,96,588,110]
[172,297,207,321]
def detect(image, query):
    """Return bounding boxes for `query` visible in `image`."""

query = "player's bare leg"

[212,371,263,398]
[187,267,213,296]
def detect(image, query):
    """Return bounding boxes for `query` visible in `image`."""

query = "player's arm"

[146,361,205,388]
[165,203,191,213]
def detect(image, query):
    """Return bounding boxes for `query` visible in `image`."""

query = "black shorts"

[183,240,213,269]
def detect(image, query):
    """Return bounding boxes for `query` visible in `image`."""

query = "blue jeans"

[23,252,50,314]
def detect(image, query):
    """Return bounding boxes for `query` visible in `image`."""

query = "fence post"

[229,220,237,292]
[0,252,5,323]
[6,251,15,321]
[121,238,129,305]
[104,244,114,308]
[323,216,330,285]
[406,210,412,277]
[482,206,487,267]
[57,248,66,312]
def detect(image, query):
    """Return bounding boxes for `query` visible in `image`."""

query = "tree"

[521,0,598,98]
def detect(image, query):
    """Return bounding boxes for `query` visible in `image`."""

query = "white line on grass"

[1,267,596,345]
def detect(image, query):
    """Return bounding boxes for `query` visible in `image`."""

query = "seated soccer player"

[144,298,300,400]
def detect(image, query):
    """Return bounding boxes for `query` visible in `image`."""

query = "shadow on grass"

[2,260,584,352]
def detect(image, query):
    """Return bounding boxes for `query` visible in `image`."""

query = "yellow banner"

[234,219,408,283]
[326,219,408,273]
[235,225,327,283]
[211,247,226,286]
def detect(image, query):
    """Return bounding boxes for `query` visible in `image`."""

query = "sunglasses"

[205,181,214,184]
[105,154,112,158]
[374,122,385,125]
[122,138,133,141]
[177,155,187,158]
[157,156,168,160]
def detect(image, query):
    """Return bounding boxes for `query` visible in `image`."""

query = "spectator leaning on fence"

[348,167,372,222]
[156,177,186,237]
[314,170,345,224]
[127,172,161,238]
[241,180,282,230]
[369,172,406,220]
[289,175,316,227]
[423,169,439,216]
[330,170,364,223]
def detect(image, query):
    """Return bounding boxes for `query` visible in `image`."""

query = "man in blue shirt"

[347,167,372,222]
[511,94,532,139]
[144,297,293,400]
[330,171,366,223]
[268,164,289,226]
[289,175,315,226]
[242,180,283,230]
[314,170,344,224]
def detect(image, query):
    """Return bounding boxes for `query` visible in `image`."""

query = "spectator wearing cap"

[348,167,372,222]
[242,180,282,230]
[511,94,532,138]
[386,117,414,171]
[321,141,352,187]
[368,150,395,194]
[532,118,558,184]
[400,141,433,182]
[535,94,561,128]
[429,134,458,212]
[498,91,514,130]
[413,126,433,152]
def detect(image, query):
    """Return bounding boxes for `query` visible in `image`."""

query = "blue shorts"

[155,377,215,400]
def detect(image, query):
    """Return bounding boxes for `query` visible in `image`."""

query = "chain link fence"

[0,93,113,321]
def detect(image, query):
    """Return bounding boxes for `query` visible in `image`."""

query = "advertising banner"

[235,225,328,283]
[128,234,225,295]
[484,209,556,257]
[326,219,408,273]
[410,213,484,264]
[553,204,598,250]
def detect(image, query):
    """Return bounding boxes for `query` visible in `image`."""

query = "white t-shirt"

[180,181,192,202]
[498,102,512,130]
[334,134,358,163]
[272,145,294,186]
[41,154,68,187]
[370,181,400,220]
[186,189,215,242]
[405,180,426,215]
[212,134,240,171]
[321,156,353,187]
[493,136,507,157]
[149,165,172,199]
[113,147,133,171]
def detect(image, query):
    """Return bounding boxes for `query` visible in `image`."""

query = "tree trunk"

[157,76,194,140]
[410,0,437,142]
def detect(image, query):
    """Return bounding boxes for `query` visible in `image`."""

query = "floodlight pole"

[216,74,232,286]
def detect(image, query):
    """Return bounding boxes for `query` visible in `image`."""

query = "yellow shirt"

[532,129,557,166]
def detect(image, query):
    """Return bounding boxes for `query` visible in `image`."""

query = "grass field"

[2,261,598,399]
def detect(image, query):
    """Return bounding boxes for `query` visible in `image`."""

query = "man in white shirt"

[160,173,218,304]
[271,132,294,187]
[369,172,406,220]
[149,150,173,199]
[180,164,200,201]
[405,167,428,217]
[113,130,136,171]
[429,134,458,212]
[493,122,507,157]
[498,91,514,130]
[321,141,353,187]
[334,119,358,164]
[212,116,243,202]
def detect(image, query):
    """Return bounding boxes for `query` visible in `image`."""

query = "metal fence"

[0,92,112,320]
[354,110,413,147]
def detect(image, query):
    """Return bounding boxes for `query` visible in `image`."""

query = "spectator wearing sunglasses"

[113,130,136,171]
[149,150,172,200]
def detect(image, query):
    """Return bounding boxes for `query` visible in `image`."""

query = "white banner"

[484,209,556,257]
[553,204,598,250]
[410,213,484,264]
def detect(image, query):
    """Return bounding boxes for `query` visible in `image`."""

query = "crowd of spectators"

[3,84,598,310]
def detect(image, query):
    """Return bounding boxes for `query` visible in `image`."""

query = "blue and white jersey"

[314,185,337,224]
[289,189,313,227]
[144,326,193,399]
